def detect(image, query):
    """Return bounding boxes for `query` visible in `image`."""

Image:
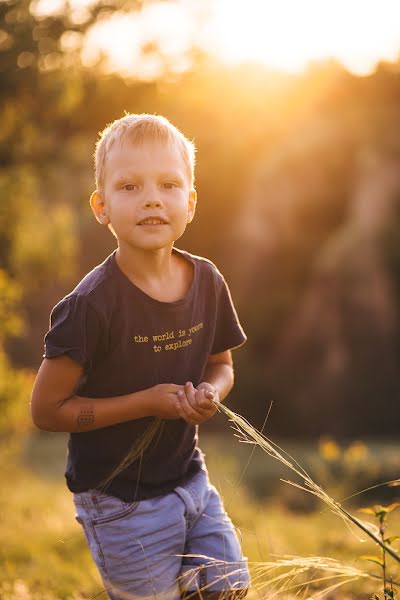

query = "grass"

[0,435,100,600]
[1,425,400,599]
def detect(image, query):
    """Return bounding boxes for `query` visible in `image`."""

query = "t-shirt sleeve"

[211,272,247,354]
[43,294,103,369]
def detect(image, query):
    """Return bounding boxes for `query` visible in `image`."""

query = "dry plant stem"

[99,418,163,492]
[248,555,400,597]
[338,479,400,505]
[339,506,400,565]
[380,515,387,595]
[214,401,400,567]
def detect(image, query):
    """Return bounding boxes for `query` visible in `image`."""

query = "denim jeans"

[73,466,250,599]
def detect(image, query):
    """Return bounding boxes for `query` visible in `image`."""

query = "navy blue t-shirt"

[43,247,246,502]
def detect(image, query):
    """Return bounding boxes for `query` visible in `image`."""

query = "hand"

[196,381,220,405]
[148,383,184,419]
[177,381,219,425]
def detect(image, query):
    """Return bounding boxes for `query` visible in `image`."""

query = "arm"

[176,350,234,424]
[30,356,184,433]
[198,349,234,402]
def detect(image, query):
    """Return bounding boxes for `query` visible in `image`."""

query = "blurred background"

[1,1,400,597]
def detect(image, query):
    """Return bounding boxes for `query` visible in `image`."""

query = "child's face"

[91,139,196,253]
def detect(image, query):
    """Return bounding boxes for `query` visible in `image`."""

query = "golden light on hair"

[94,113,196,191]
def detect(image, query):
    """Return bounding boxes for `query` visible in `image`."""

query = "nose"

[145,198,161,208]
[143,184,162,208]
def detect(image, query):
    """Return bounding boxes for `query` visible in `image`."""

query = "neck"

[115,243,176,284]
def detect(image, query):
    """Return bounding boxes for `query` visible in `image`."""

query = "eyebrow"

[113,171,185,184]
[159,172,184,181]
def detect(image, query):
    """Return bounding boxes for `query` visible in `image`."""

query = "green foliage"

[360,503,400,521]
[362,555,385,567]
[11,197,78,286]
[0,269,22,341]
[0,436,100,599]
[0,350,33,433]
[359,502,400,599]
[0,269,30,434]
[0,352,30,436]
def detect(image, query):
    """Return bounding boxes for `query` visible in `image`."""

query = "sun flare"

[206,0,400,74]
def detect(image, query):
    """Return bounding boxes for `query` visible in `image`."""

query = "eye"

[162,182,178,190]
[122,184,138,191]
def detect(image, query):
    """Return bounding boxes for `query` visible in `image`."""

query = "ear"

[90,190,110,225]
[187,189,197,224]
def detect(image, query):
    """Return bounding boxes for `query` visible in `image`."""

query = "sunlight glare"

[207,0,400,74]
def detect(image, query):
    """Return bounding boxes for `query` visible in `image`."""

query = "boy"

[31,114,249,600]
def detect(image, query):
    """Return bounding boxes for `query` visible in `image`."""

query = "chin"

[137,241,173,251]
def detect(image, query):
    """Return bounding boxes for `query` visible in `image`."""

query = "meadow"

[2,418,400,600]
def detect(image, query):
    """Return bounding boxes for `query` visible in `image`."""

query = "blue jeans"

[73,467,250,599]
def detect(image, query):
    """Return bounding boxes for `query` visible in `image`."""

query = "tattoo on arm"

[77,404,94,430]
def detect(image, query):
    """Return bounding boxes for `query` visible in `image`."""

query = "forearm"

[201,362,234,402]
[33,389,153,433]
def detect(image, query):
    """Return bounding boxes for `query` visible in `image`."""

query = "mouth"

[137,218,168,226]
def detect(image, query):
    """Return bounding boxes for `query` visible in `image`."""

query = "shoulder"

[71,252,115,299]
[51,253,117,319]
[175,248,225,288]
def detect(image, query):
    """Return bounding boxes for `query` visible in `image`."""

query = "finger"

[175,393,187,420]
[178,389,203,423]
[171,384,185,393]
[185,382,214,415]
[176,392,197,424]
[196,383,217,401]
[192,401,217,423]
[193,392,216,414]
[197,399,218,416]
[195,388,215,410]
[184,381,198,410]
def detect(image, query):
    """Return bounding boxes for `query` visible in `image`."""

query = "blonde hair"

[94,113,196,191]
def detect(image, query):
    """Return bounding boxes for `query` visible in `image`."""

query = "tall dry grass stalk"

[214,401,400,567]
[248,555,374,598]
[177,554,392,599]
[98,418,164,493]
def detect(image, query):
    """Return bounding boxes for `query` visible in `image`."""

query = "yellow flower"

[319,437,340,461]
[344,441,368,464]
